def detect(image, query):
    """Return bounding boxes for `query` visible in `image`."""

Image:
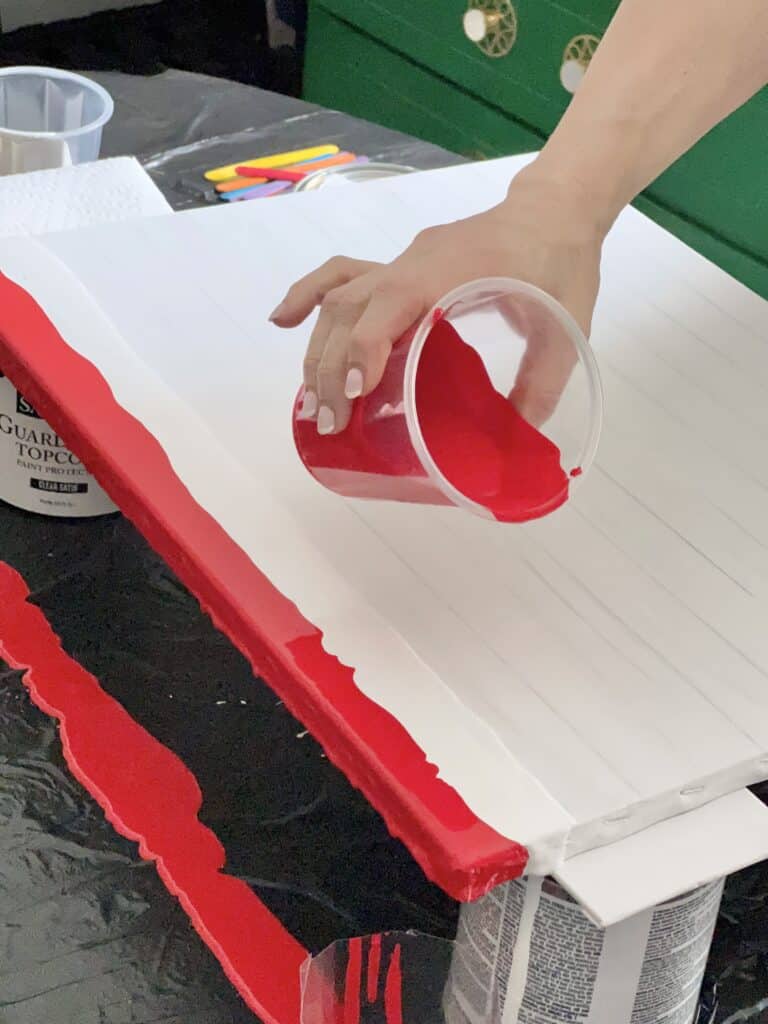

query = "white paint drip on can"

[502,876,543,1024]
[445,875,724,1024]
[0,371,115,517]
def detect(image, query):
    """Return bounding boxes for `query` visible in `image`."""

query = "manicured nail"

[317,406,336,435]
[345,367,364,399]
[269,302,286,322]
[302,390,318,417]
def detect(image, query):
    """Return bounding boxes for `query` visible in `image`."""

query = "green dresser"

[304,0,768,298]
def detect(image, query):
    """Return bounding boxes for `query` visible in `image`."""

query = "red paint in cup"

[294,278,602,522]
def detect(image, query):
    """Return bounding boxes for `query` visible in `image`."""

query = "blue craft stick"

[220,180,293,202]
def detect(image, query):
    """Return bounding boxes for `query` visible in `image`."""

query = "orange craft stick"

[214,152,358,194]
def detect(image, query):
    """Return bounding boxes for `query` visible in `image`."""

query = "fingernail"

[317,406,336,435]
[345,367,364,399]
[302,390,318,417]
[269,302,286,322]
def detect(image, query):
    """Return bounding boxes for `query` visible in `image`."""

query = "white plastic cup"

[0,66,114,175]
[0,68,117,517]
[294,278,603,523]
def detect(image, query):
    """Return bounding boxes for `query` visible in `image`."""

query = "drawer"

[304,4,544,159]
[315,0,612,135]
[305,7,768,300]
[646,99,768,263]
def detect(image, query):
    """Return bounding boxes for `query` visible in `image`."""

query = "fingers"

[347,284,426,397]
[300,302,334,419]
[302,276,426,435]
[316,312,365,435]
[270,256,376,327]
[508,317,579,428]
[302,280,368,434]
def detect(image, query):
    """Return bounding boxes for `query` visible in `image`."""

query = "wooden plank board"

[1,155,767,906]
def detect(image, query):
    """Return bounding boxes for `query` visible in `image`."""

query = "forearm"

[521,0,768,232]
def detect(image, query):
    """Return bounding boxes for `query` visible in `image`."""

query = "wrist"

[502,161,616,244]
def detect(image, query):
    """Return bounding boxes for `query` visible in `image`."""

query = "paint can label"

[0,373,116,517]
[445,876,724,1024]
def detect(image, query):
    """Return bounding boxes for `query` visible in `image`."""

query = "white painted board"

[558,790,768,926]
[2,155,768,907]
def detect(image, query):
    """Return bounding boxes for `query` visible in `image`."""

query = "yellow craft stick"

[205,144,340,183]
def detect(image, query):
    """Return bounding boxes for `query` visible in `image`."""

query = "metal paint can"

[0,372,116,517]
[446,875,724,1024]
[293,161,415,192]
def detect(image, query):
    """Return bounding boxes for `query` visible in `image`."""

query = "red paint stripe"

[0,559,307,1024]
[384,945,403,1024]
[344,937,363,1024]
[367,933,382,1004]
[0,271,529,901]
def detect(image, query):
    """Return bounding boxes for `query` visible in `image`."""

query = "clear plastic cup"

[294,277,603,523]
[301,932,501,1024]
[294,162,415,192]
[0,67,114,175]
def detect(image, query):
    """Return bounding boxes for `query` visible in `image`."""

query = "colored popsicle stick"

[235,166,306,182]
[214,152,359,195]
[222,156,371,202]
[219,180,293,202]
[205,144,340,183]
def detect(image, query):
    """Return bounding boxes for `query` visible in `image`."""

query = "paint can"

[0,371,116,516]
[445,875,724,1024]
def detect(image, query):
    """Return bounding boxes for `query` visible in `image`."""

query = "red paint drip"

[344,937,363,1024]
[570,466,583,478]
[431,306,445,325]
[0,271,529,902]
[415,321,570,522]
[384,944,403,1024]
[367,933,382,1004]
[0,559,307,1024]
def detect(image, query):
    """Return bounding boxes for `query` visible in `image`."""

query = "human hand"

[271,168,605,434]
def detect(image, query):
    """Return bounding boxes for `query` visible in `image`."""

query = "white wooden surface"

[4,156,768,889]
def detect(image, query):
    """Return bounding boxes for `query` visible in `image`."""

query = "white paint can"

[0,371,116,516]
[445,875,724,1024]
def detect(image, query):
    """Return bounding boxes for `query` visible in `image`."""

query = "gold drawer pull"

[463,0,518,58]
[560,34,601,93]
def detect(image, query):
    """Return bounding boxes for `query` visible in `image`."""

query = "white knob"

[464,8,490,42]
[560,58,586,94]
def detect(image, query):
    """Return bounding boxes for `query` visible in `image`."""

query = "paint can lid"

[293,162,415,192]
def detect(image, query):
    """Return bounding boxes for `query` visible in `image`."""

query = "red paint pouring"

[296,320,570,522]
[0,559,307,1024]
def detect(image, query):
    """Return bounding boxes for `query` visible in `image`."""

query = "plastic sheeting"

[0,71,765,1022]
[0,508,457,1021]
